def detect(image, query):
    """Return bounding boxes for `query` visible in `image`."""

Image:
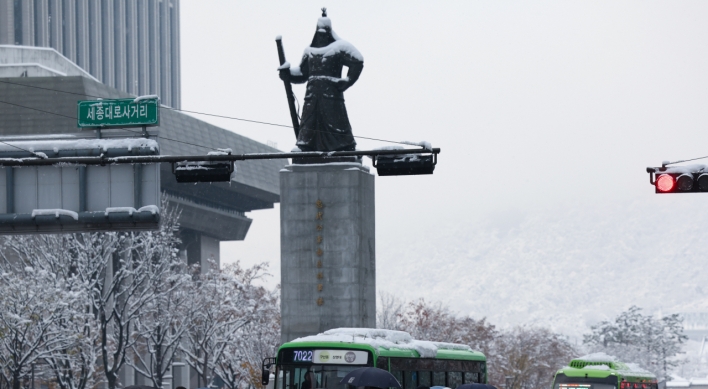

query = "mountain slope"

[377,197,708,336]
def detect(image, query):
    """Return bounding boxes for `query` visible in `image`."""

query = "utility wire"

[0,79,419,147]
[663,155,708,167]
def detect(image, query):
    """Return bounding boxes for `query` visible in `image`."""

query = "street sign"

[77,97,159,128]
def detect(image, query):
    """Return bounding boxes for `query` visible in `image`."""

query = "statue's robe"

[289,41,364,152]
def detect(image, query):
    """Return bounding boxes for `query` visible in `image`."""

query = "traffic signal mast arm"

[0,147,440,167]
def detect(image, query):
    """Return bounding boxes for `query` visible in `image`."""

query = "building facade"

[0,0,181,108]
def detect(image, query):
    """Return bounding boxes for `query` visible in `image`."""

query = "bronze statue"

[278,8,364,152]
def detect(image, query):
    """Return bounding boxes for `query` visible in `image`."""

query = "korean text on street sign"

[77,97,159,128]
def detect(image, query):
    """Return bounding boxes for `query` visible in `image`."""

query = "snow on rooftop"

[0,138,158,153]
[291,328,471,358]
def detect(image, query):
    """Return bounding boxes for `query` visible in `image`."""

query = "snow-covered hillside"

[377,196,708,337]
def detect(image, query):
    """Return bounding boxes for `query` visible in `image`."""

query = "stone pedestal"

[280,162,376,344]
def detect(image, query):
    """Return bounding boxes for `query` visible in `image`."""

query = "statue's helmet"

[311,8,337,48]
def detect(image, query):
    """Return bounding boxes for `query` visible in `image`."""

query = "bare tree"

[377,292,405,331]
[489,327,576,389]
[127,206,188,389]
[181,262,264,388]
[215,280,281,389]
[0,266,90,389]
[380,295,573,389]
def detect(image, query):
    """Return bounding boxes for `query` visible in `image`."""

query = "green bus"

[552,355,658,389]
[262,328,487,389]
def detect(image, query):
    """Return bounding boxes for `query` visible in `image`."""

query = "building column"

[172,356,189,389]
[159,0,171,107]
[148,0,160,97]
[118,365,135,388]
[0,0,15,45]
[101,0,115,86]
[21,0,35,46]
[170,0,181,108]
[61,0,76,62]
[75,0,89,70]
[125,0,139,95]
[180,229,220,273]
[34,0,49,47]
[87,0,102,80]
[114,0,127,92]
[137,0,150,96]
[48,0,63,52]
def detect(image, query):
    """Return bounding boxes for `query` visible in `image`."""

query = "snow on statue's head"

[311,8,337,48]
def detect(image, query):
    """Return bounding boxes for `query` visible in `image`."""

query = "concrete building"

[0,0,181,108]
[0,75,284,270]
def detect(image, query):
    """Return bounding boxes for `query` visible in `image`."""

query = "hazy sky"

[179,2,708,299]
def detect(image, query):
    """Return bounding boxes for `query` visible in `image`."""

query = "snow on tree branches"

[583,305,687,380]
[377,294,576,389]
[0,199,280,389]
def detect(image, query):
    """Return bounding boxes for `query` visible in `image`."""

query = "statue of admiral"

[279,9,364,152]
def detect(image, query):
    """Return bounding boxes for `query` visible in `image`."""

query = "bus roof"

[281,328,486,361]
[555,353,656,380]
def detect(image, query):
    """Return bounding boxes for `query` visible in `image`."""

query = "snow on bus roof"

[569,353,653,375]
[290,328,471,358]
[577,352,620,362]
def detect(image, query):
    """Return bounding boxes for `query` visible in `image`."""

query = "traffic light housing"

[172,161,234,183]
[373,153,436,176]
[647,167,708,193]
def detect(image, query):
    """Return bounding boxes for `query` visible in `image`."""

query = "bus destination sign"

[285,349,369,365]
[77,97,159,128]
[314,350,368,365]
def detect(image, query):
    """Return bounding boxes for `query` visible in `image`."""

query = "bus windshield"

[276,364,363,389]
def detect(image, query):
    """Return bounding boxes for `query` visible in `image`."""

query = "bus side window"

[433,372,445,386]
[377,357,389,370]
[405,371,418,389]
[419,371,431,387]
[464,372,478,384]
[393,371,403,389]
[448,372,462,388]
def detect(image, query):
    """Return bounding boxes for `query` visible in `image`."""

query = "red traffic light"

[656,174,675,192]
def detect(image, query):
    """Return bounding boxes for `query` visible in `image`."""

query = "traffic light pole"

[0,147,440,167]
